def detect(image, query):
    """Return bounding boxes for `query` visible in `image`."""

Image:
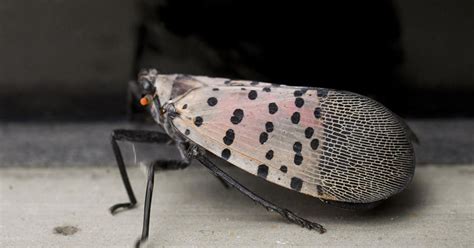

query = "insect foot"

[282,208,326,234]
[109,202,137,215]
[134,237,148,248]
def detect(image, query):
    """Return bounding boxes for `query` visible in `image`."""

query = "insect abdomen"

[317,90,415,203]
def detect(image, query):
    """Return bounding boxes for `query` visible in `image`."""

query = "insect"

[110,69,416,247]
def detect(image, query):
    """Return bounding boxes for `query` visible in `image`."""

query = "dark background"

[0,0,473,120]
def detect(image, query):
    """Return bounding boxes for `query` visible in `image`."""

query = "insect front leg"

[110,129,187,214]
[189,147,326,233]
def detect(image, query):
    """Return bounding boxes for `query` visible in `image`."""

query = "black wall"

[1,0,473,120]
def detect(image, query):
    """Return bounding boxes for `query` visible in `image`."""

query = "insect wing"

[171,76,415,203]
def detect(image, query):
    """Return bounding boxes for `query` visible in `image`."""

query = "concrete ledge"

[1,165,473,247]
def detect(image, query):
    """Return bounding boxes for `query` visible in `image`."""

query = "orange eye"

[140,97,150,106]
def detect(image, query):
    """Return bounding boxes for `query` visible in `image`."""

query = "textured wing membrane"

[317,91,415,202]
[170,76,415,203]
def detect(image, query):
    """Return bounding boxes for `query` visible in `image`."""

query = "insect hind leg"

[177,141,230,189]
[110,129,181,215]
[320,199,384,210]
[134,162,156,248]
[191,149,326,233]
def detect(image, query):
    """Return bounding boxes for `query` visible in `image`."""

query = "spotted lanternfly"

[110,69,416,247]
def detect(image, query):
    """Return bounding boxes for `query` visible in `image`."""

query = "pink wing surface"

[171,76,415,203]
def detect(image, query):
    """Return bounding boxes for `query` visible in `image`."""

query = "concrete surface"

[1,164,473,247]
[1,120,473,247]
[1,119,473,167]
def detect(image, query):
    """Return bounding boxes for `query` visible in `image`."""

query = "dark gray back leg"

[134,162,156,248]
[176,141,230,189]
[320,199,383,210]
[110,129,180,214]
[190,148,326,233]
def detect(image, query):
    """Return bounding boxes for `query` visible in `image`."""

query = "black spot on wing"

[212,88,219,91]
[257,164,268,179]
[314,107,321,119]
[224,80,231,85]
[311,139,319,150]
[265,122,274,133]
[184,129,190,135]
[294,153,303,165]
[293,142,302,153]
[314,107,322,119]
[248,90,258,100]
[251,81,259,86]
[259,132,268,144]
[207,97,218,106]
[268,103,278,114]
[263,87,271,92]
[294,90,303,97]
[265,150,274,160]
[291,112,300,124]
[290,177,303,191]
[230,109,244,124]
[194,116,203,127]
[305,127,314,138]
[223,129,235,145]
[182,104,188,109]
[221,149,231,160]
[280,165,288,173]
[295,97,304,108]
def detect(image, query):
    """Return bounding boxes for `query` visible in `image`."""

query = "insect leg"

[110,129,172,214]
[320,199,383,210]
[214,174,232,189]
[193,153,326,233]
[134,162,156,248]
[176,141,230,189]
